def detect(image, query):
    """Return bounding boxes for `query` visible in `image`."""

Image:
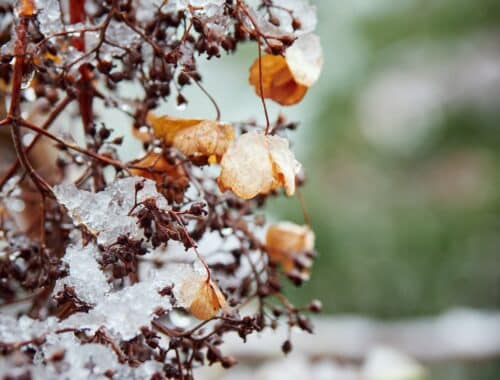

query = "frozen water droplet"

[169,310,193,328]
[21,67,34,89]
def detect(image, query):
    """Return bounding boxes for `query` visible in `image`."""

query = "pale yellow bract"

[217,131,301,200]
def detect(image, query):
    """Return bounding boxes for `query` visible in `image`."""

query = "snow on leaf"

[285,33,323,87]
[249,33,323,105]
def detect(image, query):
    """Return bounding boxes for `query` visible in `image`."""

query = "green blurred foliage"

[271,0,500,317]
[269,1,500,377]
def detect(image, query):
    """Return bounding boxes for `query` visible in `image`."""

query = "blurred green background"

[265,1,500,379]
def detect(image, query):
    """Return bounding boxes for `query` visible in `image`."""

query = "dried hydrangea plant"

[0,0,323,378]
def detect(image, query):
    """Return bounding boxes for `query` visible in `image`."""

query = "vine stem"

[17,119,127,170]
[188,73,221,121]
[296,187,311,226]
[7,2,52,243]
[237,0,271,134]
[257,38,271,134]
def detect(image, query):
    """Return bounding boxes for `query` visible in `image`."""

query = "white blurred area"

[195,308,500,380]
[358,34,500,153]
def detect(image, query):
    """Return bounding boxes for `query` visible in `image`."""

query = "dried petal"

[266,222,314,274]
[248,33,323,105]
[189,279,227,320]
[218,132,300,199]
[149,115,235,163]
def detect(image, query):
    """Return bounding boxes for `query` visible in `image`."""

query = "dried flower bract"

[218,131,301,199]
[150,115,235,163]
[249,33,323,105]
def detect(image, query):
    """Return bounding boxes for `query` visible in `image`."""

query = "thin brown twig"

[0,96,72,192]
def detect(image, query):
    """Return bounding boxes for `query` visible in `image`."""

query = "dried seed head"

[218,132,300,199]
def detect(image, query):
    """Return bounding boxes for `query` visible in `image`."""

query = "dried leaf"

[130,152,186,186]
[266,222,314,274]
[18,0,35,16]
[249,54,307,106]
[218,132,300,199]
[149,115,235,163]
[189,279,227,320]
[248,33,323,106]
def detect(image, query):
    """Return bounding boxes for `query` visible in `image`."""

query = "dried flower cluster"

[0,0,323,379]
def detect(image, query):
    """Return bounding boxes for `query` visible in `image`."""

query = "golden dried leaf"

[148,115,235,163]
[18,0,35,16]
[130,152,186,186]
[148,114,200,143]
[249,33,323,106]
[249,54,307,106]
[218,132,300,199]
[189,279,227,320]
[266,222,315,274]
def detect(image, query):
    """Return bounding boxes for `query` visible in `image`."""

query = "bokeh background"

[176,1,500,379]
[278,1,500,378]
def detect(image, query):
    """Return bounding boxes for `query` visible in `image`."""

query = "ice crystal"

[35,0,63,36]
[53,177,167,245]
[53,243,110,305]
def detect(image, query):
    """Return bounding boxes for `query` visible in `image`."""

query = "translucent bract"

[218,131,301,199]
